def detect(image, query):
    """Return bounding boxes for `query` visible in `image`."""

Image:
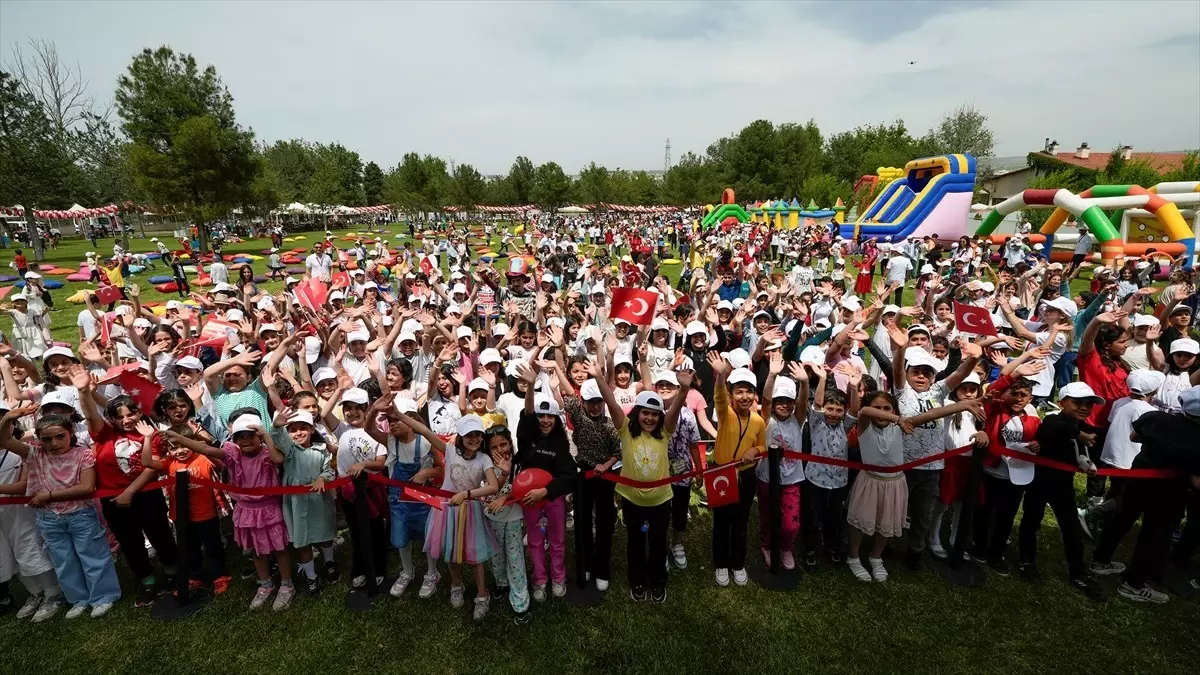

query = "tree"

[450,163,486,207]
[663,151,720,205]
[115,46,258,253]
[5,39,93,144]
[384,152,449,214]
[532,161,571,211]
[575,162,612,204]
[799,173,852,210]
[362,161,384,205]
[307,142,363,206]
[825,121,924,185]
[261,139,316,204]
[507,156,536,204]
[0,71,73,256]
[923,103,995,159]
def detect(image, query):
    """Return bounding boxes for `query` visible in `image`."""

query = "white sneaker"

[32,597,61,623]
[847,559,872,582]
[17,594,42,620]
[272,584,295,611]
[90,602,114,618]
[732,568,748,586]
[868,557,888,582]
[351,575,366,589]
[390,572,413,598]
[418,572,440,599]
[449,585,466,608]
[551,582,566,598]
[715,568,730,587]
[595,578,609,592]
[531,584,547,602]
[65,602,89,619]
[1089,560,1126,576]
[671,544,687,569]
[1117,581,1169,604]
[929,543,948,560]
[249,585,274,610]
[472,595,490,621]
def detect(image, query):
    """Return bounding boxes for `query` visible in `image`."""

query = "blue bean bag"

[253,275,267,283]
[232,257,253,264]
[148,275,174,284]
[0,275,16,283]
[128,264,144,274]
[146,253,162,260]
[13,280,64,289]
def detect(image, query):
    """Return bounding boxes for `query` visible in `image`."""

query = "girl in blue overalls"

[383,397,442,598]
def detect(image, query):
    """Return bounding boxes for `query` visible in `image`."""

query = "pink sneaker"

[781,551,796,571]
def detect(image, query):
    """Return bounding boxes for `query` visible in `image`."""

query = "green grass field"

[1,227,1197,675]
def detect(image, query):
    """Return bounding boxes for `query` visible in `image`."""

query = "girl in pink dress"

[194,413,294,611]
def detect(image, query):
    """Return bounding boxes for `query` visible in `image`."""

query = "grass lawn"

[1,227,1197,675]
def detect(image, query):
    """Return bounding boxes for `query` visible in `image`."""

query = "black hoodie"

[514,411,578,500]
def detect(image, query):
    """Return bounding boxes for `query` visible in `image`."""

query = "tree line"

[2,42,1002,257]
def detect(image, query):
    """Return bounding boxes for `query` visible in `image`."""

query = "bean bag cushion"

[128,265,144,274]
[253,275,268,283]
[146,253,162,260]
[14,279,64,289]
[148,275,174,284]
[66,271,91,282]
[182,265,198,274]
[232,257,253,264]
[661,258,681,264]
[283,237,297,242]
[67,289,91,303]
[193,275,213,287]
[285,267,305,274]
[290,247,307,253]
[154,281,179,293]
[280,256,302,265]
[0,275,16,283]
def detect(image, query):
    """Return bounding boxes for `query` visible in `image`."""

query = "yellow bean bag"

[67,289,91,304]
[661,258,681,264]
[242,254,262,261]
[514,225,525,235]
[292,235,306,240]
[283,237,297,242]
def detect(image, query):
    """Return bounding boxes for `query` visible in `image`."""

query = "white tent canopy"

[557,206,589,214]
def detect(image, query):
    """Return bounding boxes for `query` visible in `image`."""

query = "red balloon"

[511,468,553,503]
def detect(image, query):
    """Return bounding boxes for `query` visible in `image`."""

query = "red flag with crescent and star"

[117,370,163,415]
[704,463,739,509]
[609,287,659,326]
[953,301,998,337]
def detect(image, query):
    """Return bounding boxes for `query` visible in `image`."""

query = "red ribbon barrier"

[990,446,1179,479]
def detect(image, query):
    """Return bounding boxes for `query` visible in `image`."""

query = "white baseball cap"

[716,300,734,312]
[224,309,244,323]
[132,317,152,329]
[684,321,707,336]
[1179,385,1200,417]
[455,415,485,436]
[229,415,264,436]
[456,326,474,340]
[771,377,797,400]
[304,336,323,364]
[634,390,665,412]
[590,283,606,295]
[1170,338,1199,355]
[1041,296,1078,319]
[1057,381,1104,405]
[541,273,555,284]
[340,388,369,406]
[285,276,299,286]
[312,367,337,385]
[39,390,77,410]
[257,323,280,336]
[723,348,752,370]
[402,319,423,334]
[1131,314,1158,328]
[533,395,562,416]
[579,379,602,401]
[728,368,757,388]
[651,318,669,332]
[395,397,419,414]
[176,356,204,372]
[287,410,315,427]
[468,377,490,392]
[479,348,502,365]
[41,346,77,362]
[905,348,945,372]
[798,345,826,363]
[347,330,370,344]
[451,283,468,295]
[653,370,679,386]
[491,322,509,337]
[1126,369,1166,396]
[882,304,901,315]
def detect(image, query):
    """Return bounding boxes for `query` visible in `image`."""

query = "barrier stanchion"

[153,469,209,620]
[346,473,379,611]
[566,471,604,607]
[931,443,986,587]
[751,444,799,590]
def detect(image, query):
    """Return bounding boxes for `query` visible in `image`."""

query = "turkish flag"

[295,279,328,312]
[330,270,350,290]
[609,287,659,326]
[200,319,238,341]
[704,464,739,509]
[117,371,163,414]
[953,301,998,337]
[183,336,226,358]
[419,256,435,277]
[94,285,123,306]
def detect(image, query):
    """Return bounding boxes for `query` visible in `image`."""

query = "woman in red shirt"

[72,366,179,607]
[1076,311,1132,501]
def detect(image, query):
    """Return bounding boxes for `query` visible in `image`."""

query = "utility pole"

[664,138,671,174]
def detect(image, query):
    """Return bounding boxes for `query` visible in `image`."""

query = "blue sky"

[2,1,1197,174]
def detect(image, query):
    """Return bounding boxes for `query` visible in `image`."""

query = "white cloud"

[1,0,1196,175]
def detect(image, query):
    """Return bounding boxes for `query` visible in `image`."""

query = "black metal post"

[566,471,604,607]
[152,469,208,619]
[752,444,799,590]
[347,473,379,611]
[931,444,986,587]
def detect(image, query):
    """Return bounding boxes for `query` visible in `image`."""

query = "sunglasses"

[484,425,509,437]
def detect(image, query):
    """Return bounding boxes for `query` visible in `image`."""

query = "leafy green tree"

[362,161,384,205]
[307,142,363,206]
[825,121,923,185]
[450,163,486,206]
[261,139,316,204]
[576,162,612,204]
[507,156,535,204]
[799,173,852,210]
[0,70,73,256]
[384,152,449,213]
[922,103,995,159]
[115,46,258,253]
[532,161,571,211]
[663,151,720,205]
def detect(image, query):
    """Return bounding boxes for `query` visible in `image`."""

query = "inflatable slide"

[839,154,976,241]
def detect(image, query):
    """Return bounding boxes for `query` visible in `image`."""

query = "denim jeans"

[35,506,122,606]
[1054,350,1078,393]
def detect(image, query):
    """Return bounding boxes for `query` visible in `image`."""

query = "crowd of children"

[0,214,1198,626]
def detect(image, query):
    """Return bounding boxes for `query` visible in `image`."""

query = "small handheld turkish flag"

[609,287,659,326]
[953,301,998,337]
[117,370,163,415]
[704,463,740,509]
[94,285,123,306]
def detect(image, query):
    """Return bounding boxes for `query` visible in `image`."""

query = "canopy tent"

[2,203,119,219]
[556,205,590,214]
